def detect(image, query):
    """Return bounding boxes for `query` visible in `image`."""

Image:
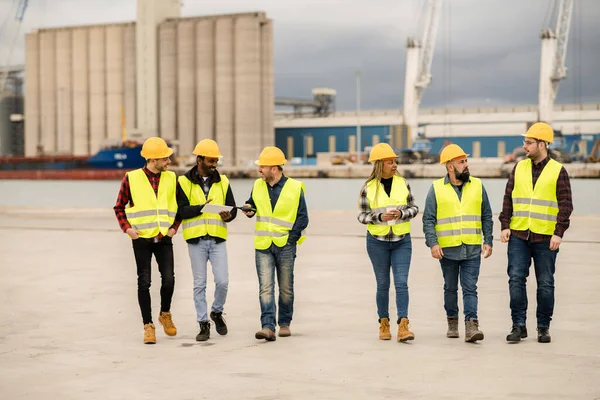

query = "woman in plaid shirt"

[357,143,419,342]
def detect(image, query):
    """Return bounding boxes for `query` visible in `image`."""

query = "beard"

[456,169,470,182]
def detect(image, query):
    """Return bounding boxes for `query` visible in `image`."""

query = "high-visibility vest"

[433,177,483,248]
[365,176,411,236]
[252,178,306,250]
[178,174,229,241]
[510,158,562,235]
[125,168,177,238]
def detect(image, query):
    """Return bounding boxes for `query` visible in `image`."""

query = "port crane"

[402,0,443,139]
[0,0,28,95]
[537,0,573,125]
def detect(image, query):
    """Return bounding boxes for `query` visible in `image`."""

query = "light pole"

[355,71,361,162]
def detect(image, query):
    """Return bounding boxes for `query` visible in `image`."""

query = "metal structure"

[538,0,574,125]
[402,0,443,138]
[0,0,28,94]
[275,88,336,117]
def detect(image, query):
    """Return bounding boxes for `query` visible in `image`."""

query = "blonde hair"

[359,160,400,201]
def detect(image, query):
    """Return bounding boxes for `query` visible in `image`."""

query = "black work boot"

[537,328,551,343]
[210,311,228,336]
[196,321,210,342]
[506,325,528,343]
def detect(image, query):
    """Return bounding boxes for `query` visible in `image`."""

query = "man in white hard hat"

[422,144,493,343]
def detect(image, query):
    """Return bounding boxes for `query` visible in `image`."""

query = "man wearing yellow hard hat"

[241,146,309,342]
[357,143,419,342]
[499,122,573,344]
[176,139,238,342]
[113,137,181,344]
[422,143,493,343]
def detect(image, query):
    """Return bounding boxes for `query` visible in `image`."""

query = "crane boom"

[0,0,28,93]
[403,0,443,139]
[538,0,573,125]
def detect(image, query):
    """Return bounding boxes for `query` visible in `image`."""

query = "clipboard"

[202,203,234,214]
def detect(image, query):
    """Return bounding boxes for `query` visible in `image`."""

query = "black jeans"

[132,236,175,324]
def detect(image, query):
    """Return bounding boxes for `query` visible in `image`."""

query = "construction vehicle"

[588,140,600,163]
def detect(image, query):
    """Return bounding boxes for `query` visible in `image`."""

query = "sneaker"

[397,318,415,342]
[506,326,528,343]
[210,311,228,336]
[144,323,156,344]
[196,321,210,342]
[379,318,392,340]
[279,325,291,337]
[255,327,276,341]
[158,312,177,336]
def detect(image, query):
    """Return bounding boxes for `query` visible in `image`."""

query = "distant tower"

[136,0,180,136]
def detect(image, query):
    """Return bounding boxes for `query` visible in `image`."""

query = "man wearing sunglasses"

[499,122,573,344]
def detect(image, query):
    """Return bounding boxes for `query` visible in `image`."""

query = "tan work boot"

[397,318,415,342]
[465,318,484,342]
[255,327,276,341]
[379,318,392,340]
[158,311,177,336]
[143,323,156,344]
[279,325,291,337]
[447,316,459,338]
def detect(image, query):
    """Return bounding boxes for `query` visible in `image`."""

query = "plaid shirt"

[113,167,182,236]
[499,156,573,242]
[357,177,419,242]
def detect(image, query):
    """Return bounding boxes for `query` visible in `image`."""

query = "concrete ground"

[1,207,599,399]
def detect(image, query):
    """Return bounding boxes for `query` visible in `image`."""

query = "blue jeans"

[439,256,481,321]
[188,239,229,322]
[366,233,412,321]
[256,243,297,331]
[508,235,558,328]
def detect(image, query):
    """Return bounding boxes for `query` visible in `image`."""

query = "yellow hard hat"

[439,144,469,164]
[368,143,396,162]
[140,137,173,159]
[255,146,287,166]
[193,139,222,158]
[523,122,554,143]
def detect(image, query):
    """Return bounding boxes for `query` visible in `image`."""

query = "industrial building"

[23,0,273,166]
[274,103,600,161]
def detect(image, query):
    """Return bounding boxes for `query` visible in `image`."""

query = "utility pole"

[356,71,362,161]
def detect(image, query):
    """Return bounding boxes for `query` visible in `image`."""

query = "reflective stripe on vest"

[365,175,410,237]
[510,158,562,235]
[252,178,306,250]
[178,174,229,241]
[125,168,177,238]
[433,177,483,247]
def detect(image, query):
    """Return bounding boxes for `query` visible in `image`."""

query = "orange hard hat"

[193,139,222,158]
[368,143,396,162]
[439,144,469,164]
[140,137,173,159]
[255,146,287,166]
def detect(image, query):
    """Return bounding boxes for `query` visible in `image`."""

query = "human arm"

[499,164,517,243]
[550,167,573,250]
[481,185,494,258]
[398,180,419,221]
[422,185,443,259]
[113,175,139,239]
[288,191,309,245]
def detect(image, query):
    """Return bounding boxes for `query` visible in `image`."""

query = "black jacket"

[176,165,237,244]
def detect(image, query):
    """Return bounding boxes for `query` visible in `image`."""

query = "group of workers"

[360,121,572,344]
[114,121,572,346]
[114,139,307,344]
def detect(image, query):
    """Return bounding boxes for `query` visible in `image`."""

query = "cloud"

[2,0,599,110]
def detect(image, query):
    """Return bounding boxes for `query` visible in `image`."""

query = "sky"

[1,0,599,111]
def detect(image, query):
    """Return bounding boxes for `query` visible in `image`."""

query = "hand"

[381,209,401,222]
[482,244,493,259]
[126,227,140,240]
[242,203,255,217]
[549,235,561,251]
[219,211,232,221]
[501,229,511,243]
[431,245,444,260]
[167,228,176,238]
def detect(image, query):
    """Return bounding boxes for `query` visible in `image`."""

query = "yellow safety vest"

[510,158,562,235]
[365,176,411,237]
[125,168,177,238]
[252,178,306,250]
[178,174,229,241]
[433,177,483,248]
